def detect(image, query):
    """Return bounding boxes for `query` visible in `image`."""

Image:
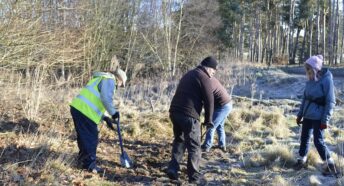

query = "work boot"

[189,178,201,184]
[201,145,210,152]
[88,166,105,174]
[293,159,307,170]
[219,146,227,153]
[322,163,341,177]
[166,168,178,180]
[188,174,205,184]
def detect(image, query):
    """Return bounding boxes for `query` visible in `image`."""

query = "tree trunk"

[239,13,245,62]
[340,0,344,64]
[322,0,326,61]
[292,27,301,64]
[163,0,172,72]
[125,1,139,73]
[172,1,183,77]
[288,0,295,63]
[249,18,254,62]
[273,6,279,59]
[254,9,261,62]
[316,0,320,54]
[235,21,239,58]
[333,0,339,65]
[308,16,313,57]
[261,33,267,63]
[328,0,333,65]
[300,22,308,63]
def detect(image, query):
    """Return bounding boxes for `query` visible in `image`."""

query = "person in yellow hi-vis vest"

[70,55,127,173]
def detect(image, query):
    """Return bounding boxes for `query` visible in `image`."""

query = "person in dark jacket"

[201,77,232,152]
[294,55,339,176]
[166,56,217,183]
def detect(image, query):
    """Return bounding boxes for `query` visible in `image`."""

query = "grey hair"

[114,68,127,87]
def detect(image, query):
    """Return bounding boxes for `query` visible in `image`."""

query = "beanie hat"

[114,68,127,87]
[201,56,218,70]
[305,55,323,71]
[305,55,323,81]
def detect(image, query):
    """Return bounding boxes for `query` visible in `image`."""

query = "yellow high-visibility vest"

[70,74,116,124]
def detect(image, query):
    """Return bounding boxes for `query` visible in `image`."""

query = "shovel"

[106,116,133,168]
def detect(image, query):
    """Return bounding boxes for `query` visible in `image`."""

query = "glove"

[203,122,214,130]
[296,117,302,126]
[320,124,327,130]
[112,111,120,121]
[103,116,115,130]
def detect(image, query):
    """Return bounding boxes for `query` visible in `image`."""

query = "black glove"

[296,116,302,126]
[103,116,115,130]
[112,111,120,121]
[203,122,214,130]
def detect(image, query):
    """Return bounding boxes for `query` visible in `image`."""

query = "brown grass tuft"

[269,175,291,186]
[306,149,322,167]
[246,144,295,168]
[123,112,173,140]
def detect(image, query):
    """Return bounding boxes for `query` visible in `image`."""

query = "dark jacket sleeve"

[200,77,214,124]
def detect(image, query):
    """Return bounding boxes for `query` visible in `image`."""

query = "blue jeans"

[202,102,232,149]
[299,118,331,161]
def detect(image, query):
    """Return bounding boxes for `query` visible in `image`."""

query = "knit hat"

[201,56,218,70]
[305,55,323,81]
[305,55,323,71]
[114,68,127,87]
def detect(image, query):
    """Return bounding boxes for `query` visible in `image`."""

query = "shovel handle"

[116,116,125,154]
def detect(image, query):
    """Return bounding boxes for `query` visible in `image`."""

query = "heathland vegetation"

[1,0,343,185]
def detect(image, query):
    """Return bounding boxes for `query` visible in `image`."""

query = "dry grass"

[2,64,344,185]
[120,111,173,139]
[245,144,295,168]
[226,102,291,154]
[307,149,323,167]
[270,175,291,186]
[0,69,176,185]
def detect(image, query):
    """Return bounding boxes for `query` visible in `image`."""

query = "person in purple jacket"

[166,56,217,183]
[294,55,339,176]
[201,77,232,152]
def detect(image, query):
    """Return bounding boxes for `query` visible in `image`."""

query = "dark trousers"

[70,106,99,170]
[168,112,201,181]
[299,118,331,161]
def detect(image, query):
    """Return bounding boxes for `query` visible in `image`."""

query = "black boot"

[219,146,227,153]
[88,166,105,174]
[166,168,179,180]
[293,159,307,170]
[322,163,341,177]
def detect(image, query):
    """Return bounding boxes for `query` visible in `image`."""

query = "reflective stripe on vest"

[70,75,115,124]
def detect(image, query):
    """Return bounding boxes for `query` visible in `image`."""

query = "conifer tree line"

[0,0,343,82]
[220,0,344,66]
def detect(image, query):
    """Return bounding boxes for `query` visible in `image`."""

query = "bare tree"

[340,0,344,64]
[316,0,320,54]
